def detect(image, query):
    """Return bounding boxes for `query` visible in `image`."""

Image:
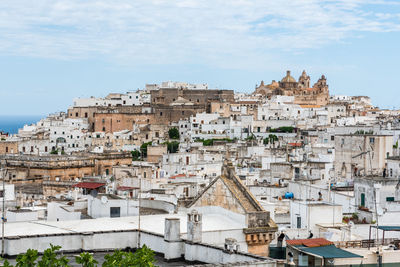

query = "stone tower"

[298,70,310,89]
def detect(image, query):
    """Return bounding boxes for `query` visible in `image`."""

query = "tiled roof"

[170,174,195,179]
[286,238,333,248]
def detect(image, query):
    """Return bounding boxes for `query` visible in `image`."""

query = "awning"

[72,182,105,189]
[298,245,362,259]
[372,225,400,231]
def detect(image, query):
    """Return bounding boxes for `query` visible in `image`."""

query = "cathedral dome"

[281,70,296,83]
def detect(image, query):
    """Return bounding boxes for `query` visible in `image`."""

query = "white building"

[87,194,139,218]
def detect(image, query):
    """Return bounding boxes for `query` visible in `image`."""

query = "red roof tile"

[288,142,302,147]
[170,174,196,179]
[286,238,333,248]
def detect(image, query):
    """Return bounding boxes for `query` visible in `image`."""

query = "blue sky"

[0,0,400,115]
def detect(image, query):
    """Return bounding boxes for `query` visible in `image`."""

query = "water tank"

[284,192,294,199]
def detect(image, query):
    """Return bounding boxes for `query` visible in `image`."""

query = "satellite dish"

[101,196,108,204]
[75,178,79,182]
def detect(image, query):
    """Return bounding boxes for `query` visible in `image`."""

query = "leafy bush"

[131,150,141,161]
[269,126,294,133]
[196,138,234,146]
[264,134,278,145]
[168,128,179,140]
[166,141,179,153]
[103,245,155,267]
[75,252,98,267]
[1,244,156,267]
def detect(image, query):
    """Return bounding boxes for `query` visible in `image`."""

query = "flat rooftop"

[1,213,245,238]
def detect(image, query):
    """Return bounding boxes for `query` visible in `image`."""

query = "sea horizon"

[0,115,44,134]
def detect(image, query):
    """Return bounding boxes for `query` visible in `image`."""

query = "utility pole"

[1,159,6,257]
[137,174,141,249]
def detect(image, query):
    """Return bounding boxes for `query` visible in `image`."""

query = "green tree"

[75,252,98,267]
[202,139,213,146]
[131,150,141,161]
[167,141,179,153]
[168,128,179,139]
[15,248,39,266]
[102,245,155,267]
[37,244,69,267]
[245,134,256,141]
[263,137,269,145]
[102,250,125,267]
[263,134,278,145]
[130,245,155,267]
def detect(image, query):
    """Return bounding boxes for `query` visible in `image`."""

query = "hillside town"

[1,71,400,266]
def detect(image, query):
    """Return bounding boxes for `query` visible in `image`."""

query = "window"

[110,207,120,218]
[75,112,78,117]
[361,193,365,207]
[370,137,375,144]
[30,146,34,152]
[45,146,48,152]
[0,190,3,197]
[331,136,334,141]
[5,147,8,153]
[160,112,163,116]
[297,216,301,228]
[84,112,88,118]
[386,197,395,202]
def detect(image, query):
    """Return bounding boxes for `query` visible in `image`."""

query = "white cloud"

[0,0,399,68]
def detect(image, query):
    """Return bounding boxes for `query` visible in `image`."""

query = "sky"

[0,0,400,116]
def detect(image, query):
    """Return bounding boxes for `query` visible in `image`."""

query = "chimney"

[164,218,182,260]
[224,238,239,253]
[164,218,180,242]
[187,210,202,243]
